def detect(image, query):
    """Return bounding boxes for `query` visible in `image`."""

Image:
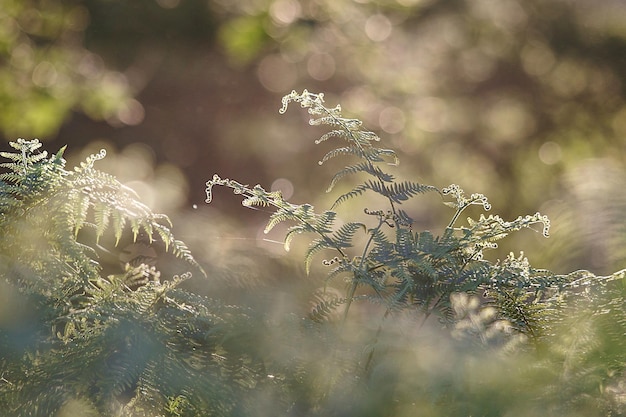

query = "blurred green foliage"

[2,0,625,275]
[219,15,269,66]
[1,97,625,416]
[3,5,626,411]
[208,0,626,272]
[0,0,138,137]
[210,0,626,273]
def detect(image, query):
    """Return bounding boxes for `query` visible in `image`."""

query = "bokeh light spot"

[270,0,301,26]
[153,163,189,213]
[459,49,495,82]
[257,54,297,92]
[10,42,34,70]
[483,97,535,142]
[521,40,556,77]
[412,97,447,133]
[271,177,294,200]
[67,6,90,32]
[102,72,129,93]
[125,180,155,209]
[471,0,527,32]
[307,53,335,81]
[549,59,588,98]
[32,61,58,88]
[119,143,155,182]
[116,99,145,126]
[77,53,104,79]
[365,14,392,42]
[538,141,563,165]
[379,106,406,134]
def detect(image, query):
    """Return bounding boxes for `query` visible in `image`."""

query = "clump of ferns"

[206,90,567,340]
[0,138,204,334]
[0,139,272,415]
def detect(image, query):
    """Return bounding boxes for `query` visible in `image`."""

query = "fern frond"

[324,258,358,284]
[305,238,336,274]
[283,223,314,252]
[0,172,27,183]
[394,227,415,258]
[331,222,367,249]
[327,162,395,193]
[365,179,436,203]
[93,201,112,243]
[313,210,337,235]
[265,203,316,235]
[111,208,127,246]
[318,145,366,164]
[1,140,205,285]
[332,183,370,208]
[309,297,349,323]
[464,212,552,243]
[316,129,348,144]
[71,191,91,238]
[264,210,293,235]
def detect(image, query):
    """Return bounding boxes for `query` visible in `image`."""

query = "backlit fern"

[206,90,559,331]
[1,90,624,416]
[0,139,267,416]
[206,90,625,415]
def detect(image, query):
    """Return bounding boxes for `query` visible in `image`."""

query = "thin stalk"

[363,308,391,373]
[341,218,385,323]
[447,206,464,229]
[341,278,359,324]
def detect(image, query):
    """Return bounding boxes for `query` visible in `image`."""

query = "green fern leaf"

[324,258,358,284]
[331,222,367,249]
[332,183,370,208]
[316,129,349,144]
[72,191,91,238]
[318,145,366,164]
[309,297,348,322]
[326,162,395,193]
[140,218,155,244]
[395,227,415,258]
[265,204,302,234]
[313,210,337,235]
[283,224,308,252]
[93,201,112,243]
[152,221,172,250]
[366,180,436,203]
[305,238,336,274]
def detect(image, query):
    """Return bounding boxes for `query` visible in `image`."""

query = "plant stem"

[342,278,359,324]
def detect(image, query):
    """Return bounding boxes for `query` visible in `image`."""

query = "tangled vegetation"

[1,91,624,416]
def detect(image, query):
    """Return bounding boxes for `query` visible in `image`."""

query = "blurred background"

[2,0,626,288]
